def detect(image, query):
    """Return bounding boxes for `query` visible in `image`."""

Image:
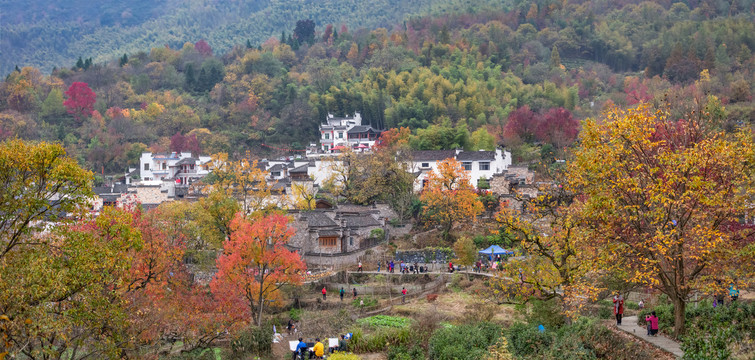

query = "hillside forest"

[0,0,754,176]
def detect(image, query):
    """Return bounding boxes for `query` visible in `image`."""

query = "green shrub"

[352,296,378,308]
[637,303,673,332]
[387,344,425,360]
[598,305,613,319]
[680,301,755,359]
[289,307,302,322]
[349,326,411,353]
[370,228,385,239]
[428,322,501,360]
[525,299,566,329]
[506,322,554,357]
[357,315,412,328]
[508,318,657,359]
[230,324,272,356]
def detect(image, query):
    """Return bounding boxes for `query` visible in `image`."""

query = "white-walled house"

[139,152,212,186]
[319,113,382,153]
[409,148,511,191]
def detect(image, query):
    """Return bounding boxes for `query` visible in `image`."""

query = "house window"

[479,162,490,171]
[338,132,343,139]
[144,163,150,171]
[349,237,353,246]
[319,237,337,247]
[421,162,429,168]
[272,171,281,177]
[324,133,330,140]
[462,162,472,171]
[162,162,167,170]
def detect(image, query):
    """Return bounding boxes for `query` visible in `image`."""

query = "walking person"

[353,287,358,299]
[358,261,362,272]
[378,261,381,272]
[322,286,327,301]
[402,287,407,304]
[339,287,344,301]
[613,293,624,325]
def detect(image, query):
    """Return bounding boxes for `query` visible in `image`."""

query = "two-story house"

[410,148,512,190]
[319,113,382,153]
[139,152,212,186]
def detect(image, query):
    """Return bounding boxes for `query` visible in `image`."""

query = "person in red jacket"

[322,286,327,301]
[645,311,659,336]
[448,261,454,273]
[402,287,407,303]
[613,293,624,325]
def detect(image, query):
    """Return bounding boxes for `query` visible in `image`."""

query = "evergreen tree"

[550,45,561,68]
[184,63,196,92]
[332,28,338,40]
[75,57,84,69]
[119,54,128,67]
[246,39,253,49]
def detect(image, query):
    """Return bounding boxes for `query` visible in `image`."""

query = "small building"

[409,148,512,190]
[288,210,386,255]
[139,152,212,185]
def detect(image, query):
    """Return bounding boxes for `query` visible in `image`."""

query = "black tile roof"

[290,164,308,174]
[175,157,197,165]
[347,125,378,134]
[93,184,129,195]
[456,151,496,161]
[318,230,340,237]
[268,163,286,172]
[344,215,381,228]
[307,212,338,227]
[411,150,456,161]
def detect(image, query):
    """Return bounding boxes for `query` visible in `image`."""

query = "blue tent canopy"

[478,245,513,256]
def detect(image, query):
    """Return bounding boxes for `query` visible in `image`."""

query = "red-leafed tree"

[535,107,580,148]
[211,213,305,326]
[195,39,213,56]
[170,132,202,155]
[503,105,540,143]
[125,206,237,354]
[63,82,96,121]
[624,76,652,105]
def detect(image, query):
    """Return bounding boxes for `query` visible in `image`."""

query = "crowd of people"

[291,334,349,359]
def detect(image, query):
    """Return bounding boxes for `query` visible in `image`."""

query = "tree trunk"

[257,296,265,327]
[672,295,686,338]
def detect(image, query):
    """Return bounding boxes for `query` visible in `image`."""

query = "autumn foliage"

[420,158,483,240]
[63,82,96,121]
[568,104,755,337]
[211,213,305,326]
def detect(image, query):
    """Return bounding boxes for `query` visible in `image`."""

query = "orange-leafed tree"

[569,104,755,337]
[420,158,484,241]
[211,213,305,326]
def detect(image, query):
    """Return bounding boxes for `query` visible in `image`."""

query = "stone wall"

[303,245,388,267]
[132,185,171,205]
[489,174,511,195]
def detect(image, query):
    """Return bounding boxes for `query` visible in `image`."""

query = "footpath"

[617,315,684,358]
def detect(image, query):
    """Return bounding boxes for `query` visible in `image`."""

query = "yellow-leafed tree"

[568,104,755,337]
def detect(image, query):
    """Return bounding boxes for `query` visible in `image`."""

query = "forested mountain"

[0,0,508,75]
[1,0,754,177]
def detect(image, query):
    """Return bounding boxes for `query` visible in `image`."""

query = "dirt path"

[615,315,683,358]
